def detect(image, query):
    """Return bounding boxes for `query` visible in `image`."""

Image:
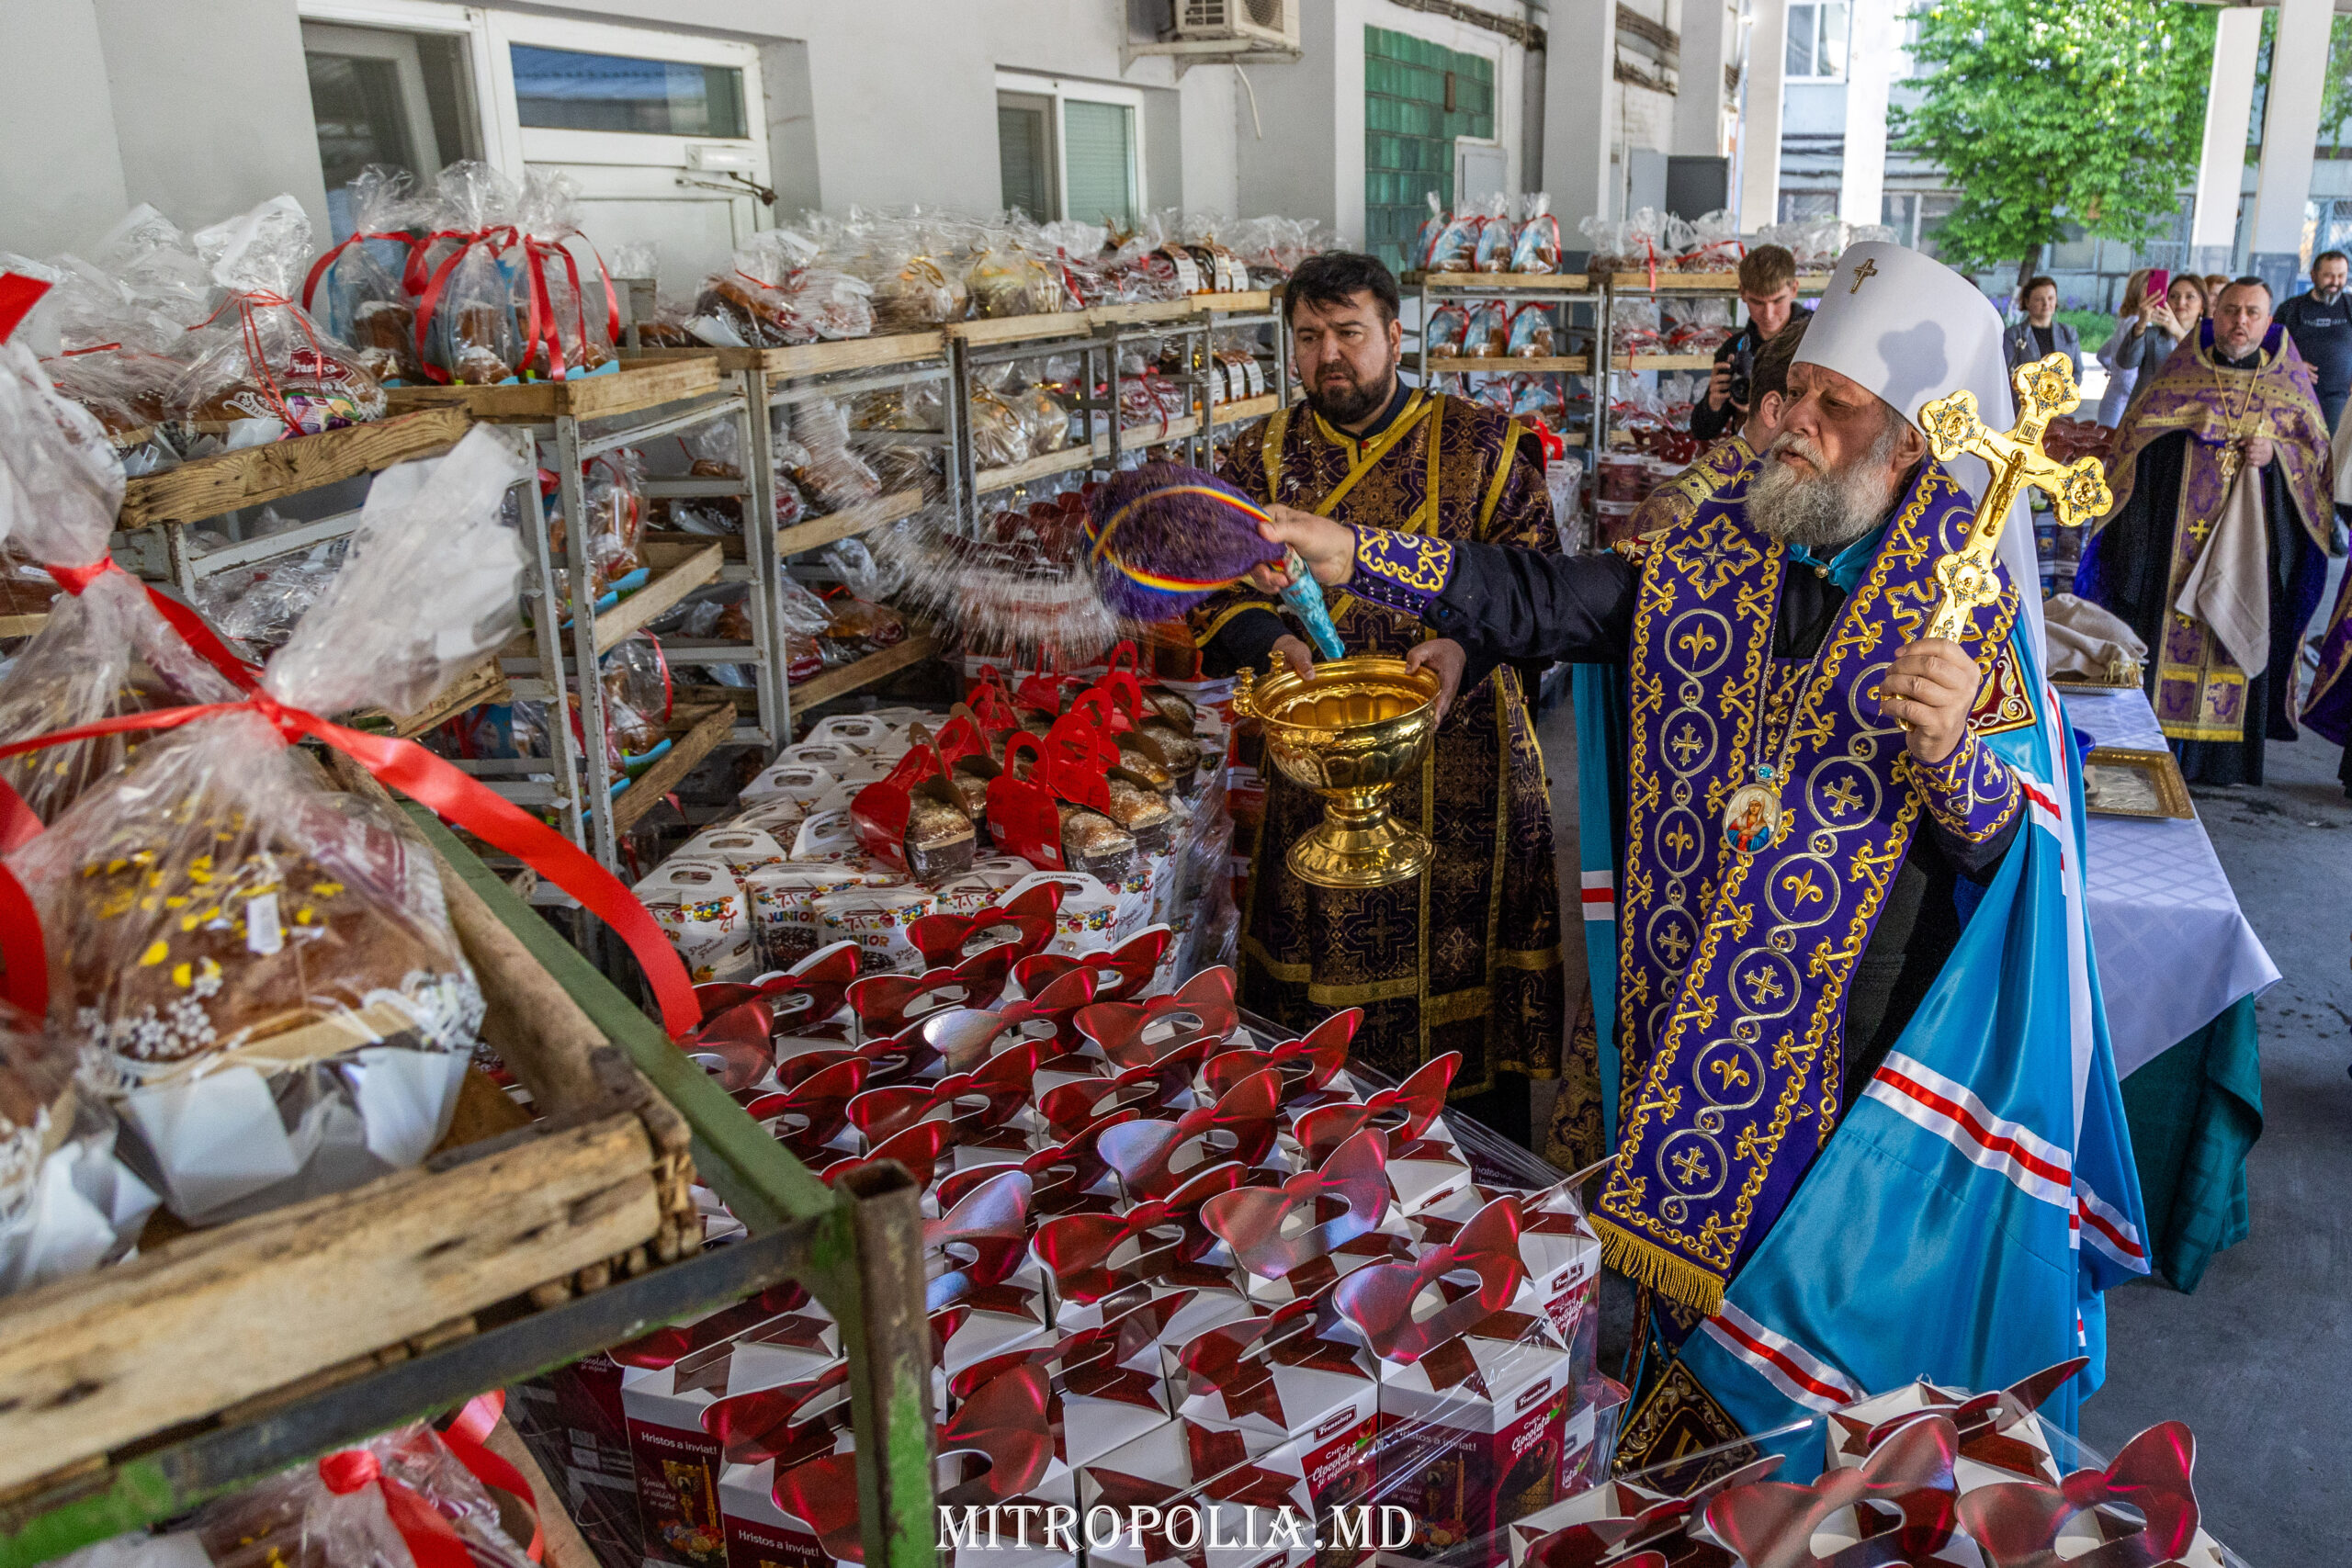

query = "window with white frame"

[1785,2,1849,80]
[995,73,1144,230]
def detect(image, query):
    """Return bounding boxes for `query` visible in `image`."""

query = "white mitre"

[1794,241,2047,666]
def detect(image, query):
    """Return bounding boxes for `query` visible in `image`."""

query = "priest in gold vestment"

[1189,253,1589,1151]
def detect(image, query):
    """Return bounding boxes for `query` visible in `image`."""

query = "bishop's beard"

[1748,422,1908,551]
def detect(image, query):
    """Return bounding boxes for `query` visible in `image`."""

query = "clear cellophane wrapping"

[173,195,385,436]
[55,1419,537,1568]
[512,168,617,379]
[0,338,243,825]
[692,227,875,348]
[318,166,429,385]
[543,445,647,610]
[418,161,521,385]
[6,428,527,1224]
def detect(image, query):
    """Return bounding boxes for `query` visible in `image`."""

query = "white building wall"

[0,0,127,258]
[1,0,1265,256]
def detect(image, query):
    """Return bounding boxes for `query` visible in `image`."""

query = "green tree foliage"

[1894,0,2216,290]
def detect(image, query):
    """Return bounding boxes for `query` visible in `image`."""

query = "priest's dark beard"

[1305,356,1398,426]
[1748,421,1907,551]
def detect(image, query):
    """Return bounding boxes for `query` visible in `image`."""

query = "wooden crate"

[384,360,722,423]
[118,409,471,529]
[0,801,695,1500]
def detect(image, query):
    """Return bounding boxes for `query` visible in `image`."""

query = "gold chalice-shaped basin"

[1232,654,1442,889]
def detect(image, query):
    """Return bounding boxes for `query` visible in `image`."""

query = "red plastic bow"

[701,1359,853,1467]
[1954,1421,2201,1568]
[846,946,1015,1032]
[907,889,1061,969]
[923,1168,1035,1311]
[1197,1005,1359,1104]
[1293,1051,1462,1167]
[845,1037,1038,1146]
[1095,1066,1283,1198]
[1009,924,1169,1007]
[936,1103,1137,1215]
[1833,1359,2085,1484]
[1709,1417,1967,1568]
[1202,1127,1390,1282]
[1077,966,1238,1070]
[1029,1160,1247,1307]
[1332,1193,1527,1365]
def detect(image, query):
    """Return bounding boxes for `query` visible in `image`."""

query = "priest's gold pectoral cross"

[1917,353,2115,642]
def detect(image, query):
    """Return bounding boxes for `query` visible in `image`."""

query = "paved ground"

[2080,728,2351,1567]
[1525,654,2352,1565]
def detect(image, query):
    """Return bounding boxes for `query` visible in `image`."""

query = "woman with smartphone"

[2109,271,2205,395]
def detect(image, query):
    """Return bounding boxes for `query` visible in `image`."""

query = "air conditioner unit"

[1168,0,1300,51]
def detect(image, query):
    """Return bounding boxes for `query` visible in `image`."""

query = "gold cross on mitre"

[1916,352,2114,641]
[1849,258,1879,293]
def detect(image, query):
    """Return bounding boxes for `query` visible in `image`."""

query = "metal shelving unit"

[384,362,761,874]
[1407,270,1607,454]
[954,290,1287,522]
[1596,269,1837,454]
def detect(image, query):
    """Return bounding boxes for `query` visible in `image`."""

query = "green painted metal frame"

[0,817,938,1568]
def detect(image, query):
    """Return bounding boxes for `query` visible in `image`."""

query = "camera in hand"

[1724,339,1756,410]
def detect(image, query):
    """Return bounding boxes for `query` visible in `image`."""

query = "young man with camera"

[1690,243,1807,443]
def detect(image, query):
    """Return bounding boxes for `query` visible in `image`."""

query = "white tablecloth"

[2055,685,2281,1077]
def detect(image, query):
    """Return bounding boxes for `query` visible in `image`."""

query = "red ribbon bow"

[1293,1051,1462,1168]
[1708,1417,1968,1568]
[0,686,698,1034]
[0,551,263,872]
[1201,1126,1390,1282]
[1331,1193,1527,1365]
[1953,1421,2201,1568]
[1029,1160,1247,1307]
[318,1392,544,1568]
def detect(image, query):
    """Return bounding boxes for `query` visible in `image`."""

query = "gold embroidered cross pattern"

[1849,258,1879,293]
[1917,355,2114,642]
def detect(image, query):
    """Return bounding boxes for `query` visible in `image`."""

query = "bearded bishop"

[1253,243,2148,1477]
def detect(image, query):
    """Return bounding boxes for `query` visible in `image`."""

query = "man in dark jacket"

[2273,248,2352,431]
[2003,275,2080,378]
[1690,244,1809,442]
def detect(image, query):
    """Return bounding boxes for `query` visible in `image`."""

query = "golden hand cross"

[1917,353,2114,642]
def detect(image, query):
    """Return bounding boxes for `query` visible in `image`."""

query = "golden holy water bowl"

[1230,654,1442,889]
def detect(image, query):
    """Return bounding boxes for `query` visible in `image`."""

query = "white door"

[481,13,771,295]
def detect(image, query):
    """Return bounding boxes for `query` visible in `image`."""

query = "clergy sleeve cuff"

[1348,526,1455,616]
[1905,730,2023,845]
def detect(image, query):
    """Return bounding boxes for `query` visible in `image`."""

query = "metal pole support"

[831,1163,939,1568]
